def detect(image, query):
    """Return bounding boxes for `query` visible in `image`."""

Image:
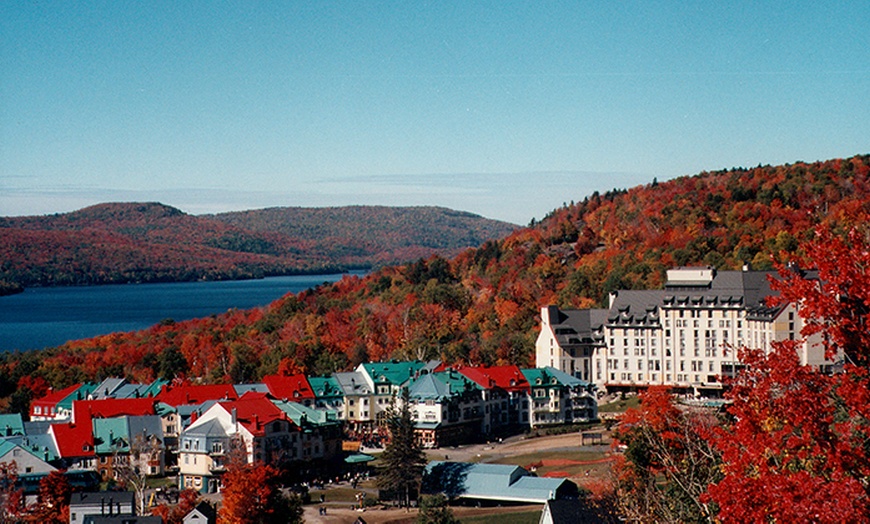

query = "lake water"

[0,273,360,352]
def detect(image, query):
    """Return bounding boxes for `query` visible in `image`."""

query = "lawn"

[485,449,612,479]
[598,395,640,413]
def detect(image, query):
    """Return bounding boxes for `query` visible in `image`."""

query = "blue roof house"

[422,461,578,504]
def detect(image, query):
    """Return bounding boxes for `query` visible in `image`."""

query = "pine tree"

[378,387,427,508]
[417,494,459,524]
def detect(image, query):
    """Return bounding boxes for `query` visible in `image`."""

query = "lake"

[0,273,361,352]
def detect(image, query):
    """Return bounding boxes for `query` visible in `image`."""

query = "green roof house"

[522,366,597,427]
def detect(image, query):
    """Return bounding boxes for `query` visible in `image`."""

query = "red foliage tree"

[151,489,200,524]
[706,225,870,523]
[0,462,25,524]
[27,470,71,524]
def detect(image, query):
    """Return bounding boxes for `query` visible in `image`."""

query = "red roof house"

[218,392,291,437]
[50,412,95,461]
[262,374,315,403]
[71,398,156,423]
[31,384,82,420]
[156,383,238,407]
[457,365,530,393]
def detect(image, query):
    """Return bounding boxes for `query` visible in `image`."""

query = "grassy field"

[485,449,612,479]
[598,395,640,413]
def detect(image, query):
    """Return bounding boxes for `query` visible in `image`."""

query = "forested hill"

[7,155,870,390]
[209,206,516,267]
[0,203,517,287]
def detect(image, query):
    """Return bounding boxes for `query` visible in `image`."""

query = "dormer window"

[510,379,516,387]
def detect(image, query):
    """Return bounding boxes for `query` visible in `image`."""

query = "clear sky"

[1,1,868,225]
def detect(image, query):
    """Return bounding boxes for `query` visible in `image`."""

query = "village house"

[457,365,531,435]
[522,367,597,427]
[93,415,165,481]
[177,392,295,493]
[405,369,485,448]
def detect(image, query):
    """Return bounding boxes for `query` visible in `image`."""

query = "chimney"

[254,413,260,430]
[231,407,237,426]
[190,411,198,424]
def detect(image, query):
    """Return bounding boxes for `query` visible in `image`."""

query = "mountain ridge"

[0,204,518,287]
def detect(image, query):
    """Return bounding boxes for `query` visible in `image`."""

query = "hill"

[4,155,869,390]
[0,203,517,287]
[210,206,515,267]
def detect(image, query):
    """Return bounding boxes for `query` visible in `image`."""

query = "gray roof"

[607,290,664,327]
[72,490,135,506]
[87,517,162,524]
[23,420,53,435]
[127,415,164,441]
[233,384,269,396]
[185,501,217,523]
[333,371,372,395]
[91,378,127,399]
[543,499,606,524]
[607,270,787,327]
[183,418,228,439]
[547,306,608,346]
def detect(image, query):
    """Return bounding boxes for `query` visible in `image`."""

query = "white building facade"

[538,267,835,394]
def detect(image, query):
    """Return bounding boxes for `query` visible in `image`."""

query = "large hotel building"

[536,266,837,394]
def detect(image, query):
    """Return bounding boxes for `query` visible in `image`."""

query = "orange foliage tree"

[218,447,302,524]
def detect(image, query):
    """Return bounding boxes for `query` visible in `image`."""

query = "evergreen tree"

[377,387,427,508]
[416,494,459,524]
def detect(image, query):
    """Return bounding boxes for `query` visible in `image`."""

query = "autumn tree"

[377,387,427,508]
[0,462,24,524]
[113,433,163,516]
[705,225,870,523]
[151,489,201,524]
[27,469,71,524]
[613,387,721,523]
[218,443,302,524]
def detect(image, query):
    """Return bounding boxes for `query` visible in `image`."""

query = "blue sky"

[1,2,868,225]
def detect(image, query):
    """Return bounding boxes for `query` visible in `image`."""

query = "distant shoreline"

[0,282,24,297]
[0,265,372,294]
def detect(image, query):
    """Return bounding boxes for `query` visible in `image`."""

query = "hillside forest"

[0,155,868,402]
[0,205,516,288]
